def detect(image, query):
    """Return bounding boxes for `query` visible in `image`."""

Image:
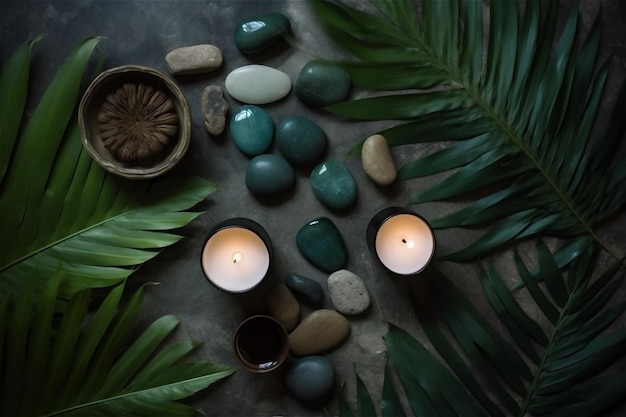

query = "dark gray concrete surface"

[1,1,624,416]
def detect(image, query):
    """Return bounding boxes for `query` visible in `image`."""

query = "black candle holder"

[366,207,436,276]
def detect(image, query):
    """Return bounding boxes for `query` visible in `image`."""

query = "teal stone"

[234,13,291,54]
[230,105,274,156]
[295,61,351,107]
[276,116,327,166]
[310,160,357,210]
[296,217,347,272]
[285,356,335,402]
[286,274,323,304]
[245,154,295,196]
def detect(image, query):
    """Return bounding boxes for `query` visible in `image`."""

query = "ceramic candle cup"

[366,207,436,275]
[233,315,290,373]
[201,218,272,293]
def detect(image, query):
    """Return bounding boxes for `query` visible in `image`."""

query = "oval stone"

[296,217,347,272]
[295,61,351,107]
[328,269,370,315]
[234,13,291,54]
[165,44,223,75]
[276,116,327,166]
[201,85,228,136]
[245,154,295,196]
[266,284,300,331]
[362,134,397,185]
[286,273,323,305]
[230,105,273,156]
[225,65,291,105]
[310,160,357,210]
[289,309,350,356]
[285,356,335,402]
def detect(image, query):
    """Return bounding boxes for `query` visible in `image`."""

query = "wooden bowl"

[78,65,191,179]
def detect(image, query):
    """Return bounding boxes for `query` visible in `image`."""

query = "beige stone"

[361,134,397,185]
[328,269,370,315]
[289,309,350,356]
[266,284,300,331]
[165,44,223,75]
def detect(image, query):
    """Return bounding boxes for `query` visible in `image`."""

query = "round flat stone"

[234,13,291,54]
[230,105,273,156]
[286,273,323,304]
[266,284,300,331]
[289,309,350,356]
[295,61,351,107]
[296,217,347,272]
[310,160,357,210]
[362,134,397,185]
[285,356,335,402]
[327,269,370,315]
[246,154,295,196]
[225,65,291,105]
[276,116,327,166]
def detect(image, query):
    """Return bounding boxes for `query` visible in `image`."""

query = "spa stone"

[201,85,228,136]
[246,154,295,196]
[230,105,274,156]
[289,309,350,356]
[296,217,347,272]
[266,284,300,331]
[327,269,370,315]
[310,160,357,210]
[165,44,223,75]
[225,65,291,105]
[276,116,327,166]
[295,61,351,107]
[286,273,323,304]
[361,134,397,185]
[285,356,335,402]
[234,13,291,54]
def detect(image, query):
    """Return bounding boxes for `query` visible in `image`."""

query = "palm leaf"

[0,277,234,417]
[338,241,625,416]
[0,38,217,299]
[311,0,626,262]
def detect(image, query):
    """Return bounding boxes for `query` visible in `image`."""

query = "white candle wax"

[375,213,435,275]
[201,226,270,292]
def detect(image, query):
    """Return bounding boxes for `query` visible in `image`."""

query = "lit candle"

[201,218,272,293]
[367,207,435,275]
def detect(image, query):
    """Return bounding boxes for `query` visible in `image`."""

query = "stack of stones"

[162,11,395,404]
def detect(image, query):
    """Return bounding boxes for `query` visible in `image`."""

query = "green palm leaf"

[0,277,234,417]
[0,38,217,299]
[338,242,625,416]
[311,0,626,262]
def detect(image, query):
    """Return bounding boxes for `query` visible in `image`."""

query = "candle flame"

[401,238,415,249]
[233,252,243,263]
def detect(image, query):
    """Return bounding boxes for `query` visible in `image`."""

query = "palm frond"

[0,276,234,417]
[0,38,217,299]
[311,0,626,262]
[339,241,625,416]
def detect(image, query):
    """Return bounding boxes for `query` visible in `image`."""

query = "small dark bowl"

[78,65,191,179]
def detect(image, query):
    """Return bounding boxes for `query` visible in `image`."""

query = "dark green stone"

[276,116,327,166]
[310,160,357,210]
[296,217,347,272]
[285,273,323,304]
[295,61,351,107]
[246,154,295,196]
[234,13,291,54]
[230,105,274,156]
[285,356,335,402]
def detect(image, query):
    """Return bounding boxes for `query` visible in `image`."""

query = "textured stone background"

[1,1,624,416]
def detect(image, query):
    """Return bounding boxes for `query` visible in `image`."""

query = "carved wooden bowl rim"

[78,65,191,179]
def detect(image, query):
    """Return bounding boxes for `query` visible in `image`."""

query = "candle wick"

[402,239,407,244]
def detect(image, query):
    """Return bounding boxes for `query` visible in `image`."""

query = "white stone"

[327,269,370,315]
[165,44,223,75]
[225,64,291,105]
